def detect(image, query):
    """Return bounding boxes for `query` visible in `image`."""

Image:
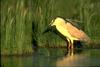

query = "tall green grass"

[1,0,100,55]
[78,0,100,39]
[1,0,33,55]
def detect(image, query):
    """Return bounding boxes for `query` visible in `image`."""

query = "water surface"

[1,48,100,67]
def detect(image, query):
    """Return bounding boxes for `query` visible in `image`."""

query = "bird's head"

[43,17,65,34]
[50,17,66,26]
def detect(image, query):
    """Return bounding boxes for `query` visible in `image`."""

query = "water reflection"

[56,49,100,67]
[1,48,100,67]
[57,49,85,67]
[65,49,83,56]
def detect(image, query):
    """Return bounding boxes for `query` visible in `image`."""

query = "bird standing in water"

[43,17,91,50]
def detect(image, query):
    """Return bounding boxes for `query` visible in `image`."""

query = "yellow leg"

[66,38,74,56]
[71,40,74,49]
[69,40,74,55]
[70,40,74,54]
[67,38,70,50]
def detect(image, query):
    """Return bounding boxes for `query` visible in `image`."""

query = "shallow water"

[1,48,100,67]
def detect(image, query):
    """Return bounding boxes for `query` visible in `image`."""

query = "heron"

[43,17,91,50]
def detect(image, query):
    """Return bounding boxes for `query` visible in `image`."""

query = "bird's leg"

[69,42,71,50]
[68,41,74,56]
[71,40,74,52]
[67,38,71,50]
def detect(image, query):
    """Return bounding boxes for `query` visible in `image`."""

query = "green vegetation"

[1,0,33,55]
[1,0,100,55]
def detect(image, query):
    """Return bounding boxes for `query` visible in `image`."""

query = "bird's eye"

[49,19,54,25]
[51,19,54,23]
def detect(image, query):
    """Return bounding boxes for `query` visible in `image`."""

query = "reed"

[1,0,33,55]
[1,0,100,55]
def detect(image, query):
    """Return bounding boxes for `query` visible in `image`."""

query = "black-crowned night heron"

[43,17,91,50]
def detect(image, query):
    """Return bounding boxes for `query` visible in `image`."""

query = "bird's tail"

[84,35,92,45]
[79,30,92,45]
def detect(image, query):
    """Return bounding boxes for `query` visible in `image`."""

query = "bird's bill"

[43,19,54,34]
[43,25,52,34]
